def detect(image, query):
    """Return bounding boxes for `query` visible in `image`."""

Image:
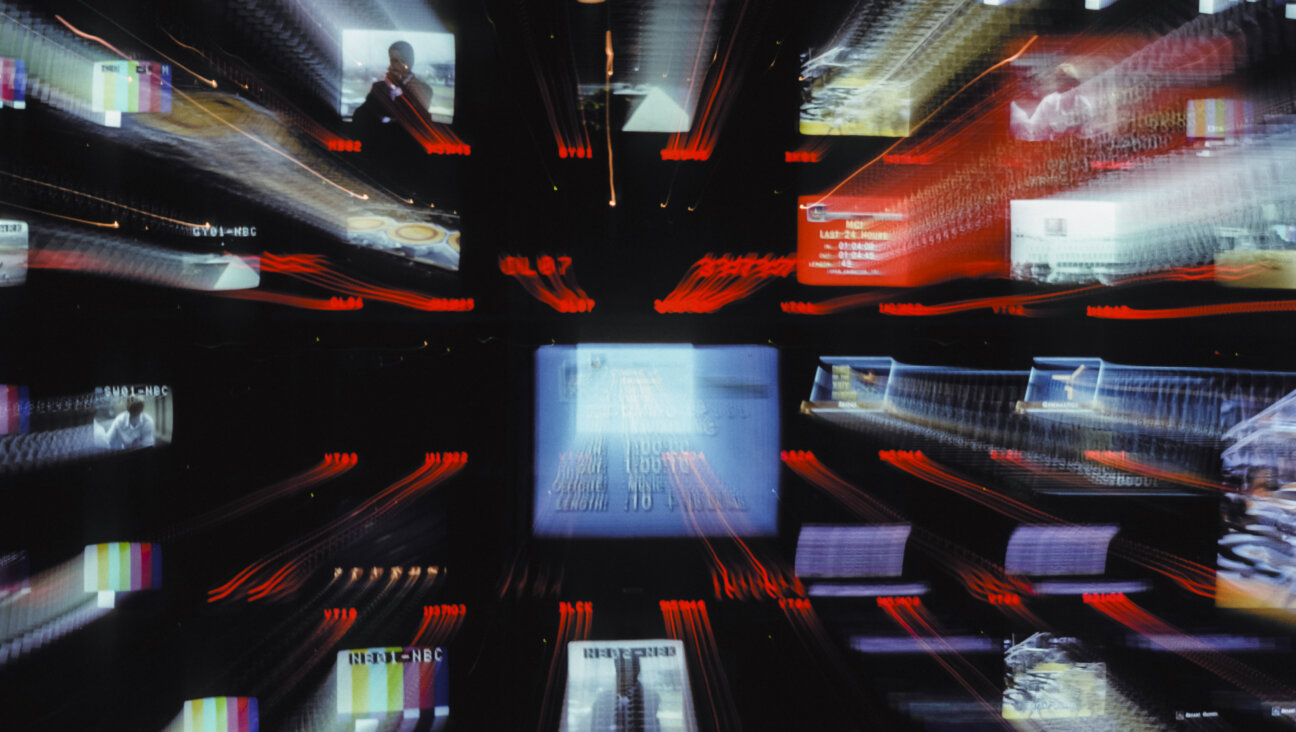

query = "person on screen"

[589,655,660,732]
[354,41,433,124]
[105,395,154,450]
[1010,63,1095,142]
[351,41,437,177]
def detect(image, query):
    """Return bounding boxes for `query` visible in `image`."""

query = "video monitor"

[559,640,697,732]
[340,30,455,123]
[345,215,460,272]
[92,385,173,451]
[0,550,29,602]
[1003,633,1106,720]
[1,57,25,109]
[91,60,171,127]
[0,384,30,435]
[175,697,257,732]
[795,197,908,286]
[0,220,27,287]
[533,345,779,538]
[1218,474,1296,614]
[336,646,448,726]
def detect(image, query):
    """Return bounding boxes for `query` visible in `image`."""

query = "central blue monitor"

[534,345,779,538]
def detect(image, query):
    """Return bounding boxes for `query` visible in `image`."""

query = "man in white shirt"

[105,395,154,450]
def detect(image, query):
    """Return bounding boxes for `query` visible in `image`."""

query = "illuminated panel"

[1004,525,1118,576]
[799,0,1037,136]
[93,385,173,450]
[534,345,778,537]
[796,196,909,286]
[807,357,894,407]
[1186,99,1252,142]
[0,385,31,436]
[1222,389,1296,483]
[559,640,696,732]
[82,543,161,592]
[0,221,28,287]
[1003,633,1106,719]
[1021,357,1101,407]
[1010,199,1119,284]
[90,60,172,127]
[340,30,455,123]
[180,697,258,732]
[1,57,26,108]
[794,524,911,578]
[346,216,460,272]
[336,647,448,721]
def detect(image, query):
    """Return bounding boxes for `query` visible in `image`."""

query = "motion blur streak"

[27,244,259,293]
[411,604,466,646]
[661,0,772,163]
[166,454,357,542]
[261,253,472,312]
[47,15,365,200]
[536,601,593,732]
[0,198,118,229]
[499,255,594,312]
[1085,450,1228,492]
[663,451,801,600]
[0,171,210,230]
[812,35,1040,205]
[260,604,359,710]
[880,450,1218,598]
[0,557,108,667]
[779,598,893,728]
[1090,301,1296,320]
[654,254,795,313]
[661,600,740,732]
[783,451,1035,607]
[877,596,1009,730]
[1086,593,1294,702]
[513,3,591,161]
[213,290,364,311]
[858,264,1267,317]
[208,452,466,602]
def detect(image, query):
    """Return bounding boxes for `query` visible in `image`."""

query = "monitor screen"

[340,30,455,122]
[559,640,697,732]
[534,345,779,538]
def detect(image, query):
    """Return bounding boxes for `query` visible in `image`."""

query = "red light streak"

[782,451,1035,606]
[214,290,363,311]
[785,151,821,163]
[500,255,593,313]
[208,453,466,602]
[1084,450,1231,492]
[655,254,795,313]
[1086,593,1295,700]
[662,0,768,163]
[411,604,467,646]
[536,601,593,732]
[260,253,472,312]
[880,450,1218,598]
[661,600,740,731]
[1090,301,1296,320]
[169,454,356,540]
[813,265,1269,317]
[877,596,1009,728]
[663,451,803,601]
